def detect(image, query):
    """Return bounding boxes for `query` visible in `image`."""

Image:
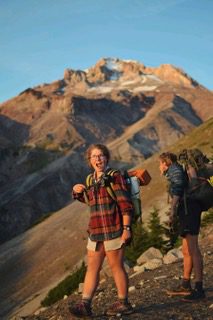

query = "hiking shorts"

[178,199,202,237]
[87,237,124,252]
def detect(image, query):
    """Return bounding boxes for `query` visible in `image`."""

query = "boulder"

[137,247,163,265]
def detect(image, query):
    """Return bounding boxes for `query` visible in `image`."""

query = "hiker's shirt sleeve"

[113,172,134,216]
[166,164,185,197]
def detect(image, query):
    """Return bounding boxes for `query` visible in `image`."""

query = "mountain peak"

[62,58,199,89]
[145,63,199,87]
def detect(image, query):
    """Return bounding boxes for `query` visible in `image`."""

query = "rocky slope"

[0,120,212,320]
[13,224,213,320]
[1,58,213,243]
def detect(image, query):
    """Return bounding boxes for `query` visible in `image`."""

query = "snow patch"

[105,58,121,71]
[58,87,65,93]
[88,86,113,94]
[146,74,162,82]
[110,73,119,81]
[133,86,158,92]
[123,59,139,64]
[104,58,122,81]
[120,79,139,86]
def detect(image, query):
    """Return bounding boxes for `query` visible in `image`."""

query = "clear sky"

[0,0,213,103]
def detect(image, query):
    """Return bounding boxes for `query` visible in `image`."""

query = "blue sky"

[0,0,213,103]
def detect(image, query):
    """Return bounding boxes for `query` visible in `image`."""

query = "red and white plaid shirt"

[73,169,133,241]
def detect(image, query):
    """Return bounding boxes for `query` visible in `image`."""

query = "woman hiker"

[69,144,134,317]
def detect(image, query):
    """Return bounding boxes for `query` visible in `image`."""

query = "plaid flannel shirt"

[73,169,133,241]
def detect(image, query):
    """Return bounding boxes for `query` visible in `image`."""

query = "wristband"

[123,225,131,231]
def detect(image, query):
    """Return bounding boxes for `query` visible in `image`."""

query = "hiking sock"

[82,297,92,307]
[181,278,191,289]
[118,297,128,304]
[195,281,203,292]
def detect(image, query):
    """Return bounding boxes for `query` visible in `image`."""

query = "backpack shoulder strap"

[83,174,94,205]
[106,169,118,177]
[104,169,119,201]
[86,173,94,188]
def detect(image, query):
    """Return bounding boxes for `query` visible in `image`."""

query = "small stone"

[78,282,84,293]
[129,286,136,292]
[34,307,46,315]
[100,278,106,284]
[173,276,181,280]
[139,280,144,286]
[154,275,167,280]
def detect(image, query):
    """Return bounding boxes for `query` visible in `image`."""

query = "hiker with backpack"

[159,151,206,302]
[69,144,134,317]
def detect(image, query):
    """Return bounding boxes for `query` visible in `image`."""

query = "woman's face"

[90,148,108,173]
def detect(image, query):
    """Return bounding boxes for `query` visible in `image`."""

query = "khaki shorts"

[87,237,124,252]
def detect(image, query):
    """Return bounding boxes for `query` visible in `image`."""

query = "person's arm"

[169,195,180,226]
[113,173,134,243]
[122,214,132,244]
[167,165,185,226]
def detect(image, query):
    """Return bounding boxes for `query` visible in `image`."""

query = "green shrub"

[41,262,86,307]
[125,207,167,264]
[147,207,165,250]
[125,222,150,265]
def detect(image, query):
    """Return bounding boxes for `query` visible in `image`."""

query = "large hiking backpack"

[178,148,213,211]
[86,168,151,222]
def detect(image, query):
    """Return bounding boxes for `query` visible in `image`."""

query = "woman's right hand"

[73,184,86,194]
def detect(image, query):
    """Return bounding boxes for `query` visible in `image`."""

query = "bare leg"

[182,237,193,280]
[82,243,105,299]
[185,234,203,282]
[106,246,128,298]
[181,234,205,301]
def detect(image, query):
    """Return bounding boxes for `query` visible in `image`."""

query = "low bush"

[41,262,86,307]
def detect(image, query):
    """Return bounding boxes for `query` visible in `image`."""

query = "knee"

[86,259,103,275]
[109,261,124,274]
[185,244,202,259]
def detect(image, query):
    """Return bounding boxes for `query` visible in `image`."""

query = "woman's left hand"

[121,230,132,245]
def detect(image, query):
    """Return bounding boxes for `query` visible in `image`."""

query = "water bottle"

[130,176,140,199]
